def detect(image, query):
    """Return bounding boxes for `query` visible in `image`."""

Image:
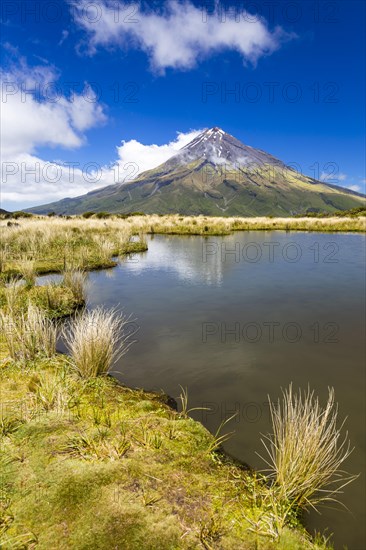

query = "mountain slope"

[28,128,365,216]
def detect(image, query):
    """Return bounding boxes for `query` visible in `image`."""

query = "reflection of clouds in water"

[121,236,225,286]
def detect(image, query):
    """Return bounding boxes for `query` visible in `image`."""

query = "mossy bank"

[1,214,354,549]
[0,342,332,550]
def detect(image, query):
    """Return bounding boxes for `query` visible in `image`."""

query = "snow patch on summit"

[171,127,286,169]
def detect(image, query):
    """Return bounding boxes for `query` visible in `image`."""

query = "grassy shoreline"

[0,342,332,549]
[1,214,359,548]
[0,215,364,282]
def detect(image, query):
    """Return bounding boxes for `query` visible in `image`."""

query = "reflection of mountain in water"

[122,232,300,286]
[122,235,227,286]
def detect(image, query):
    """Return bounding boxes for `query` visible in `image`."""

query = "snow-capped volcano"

[174,127,286,168]
[28,127,365,216]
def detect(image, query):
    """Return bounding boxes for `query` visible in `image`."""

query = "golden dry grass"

[0,214,364,280]
[260,385,358,511]
[62,307,135,378]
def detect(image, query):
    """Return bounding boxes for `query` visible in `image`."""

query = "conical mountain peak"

[178,127,284,168]
[27,127,365,217]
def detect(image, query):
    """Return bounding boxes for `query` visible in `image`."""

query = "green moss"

[0,352,332,549]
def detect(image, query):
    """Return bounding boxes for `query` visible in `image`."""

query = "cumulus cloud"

[70,0,293,72]
[1,106,201,206]
[1,67,106,157]
[112,129,202,179]
[0,44,205,208]
[2,154,97,204]
[1,53,107,207]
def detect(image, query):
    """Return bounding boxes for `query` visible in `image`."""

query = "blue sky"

[1,0,365,210]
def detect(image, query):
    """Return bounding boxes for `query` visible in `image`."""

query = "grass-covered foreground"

[0,214,359,549]
[0,308,355,550]
[1,345,334,550]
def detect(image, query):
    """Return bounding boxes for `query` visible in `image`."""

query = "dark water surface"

[68,232,365,549]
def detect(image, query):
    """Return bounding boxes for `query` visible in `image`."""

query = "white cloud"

[320,171,347,183]
[112,129,202,180]
[2,154,95,204]
[0,47,205,209]
[1,54,107,207]
[347,185,361,192]
[1,122,202,207]
[1,69,106,157]
[71,0,294,72]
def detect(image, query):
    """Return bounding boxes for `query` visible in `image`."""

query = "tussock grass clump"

[63,307,135,378]
[16,255,36,287]
[0,303,57,361]
[0,412,24,436]
[62,269,88,304]
[42,283,76,315]
[96,238,116,263]
[0,281,82,319]
[3,280,21,312]
[260,384,358,510]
